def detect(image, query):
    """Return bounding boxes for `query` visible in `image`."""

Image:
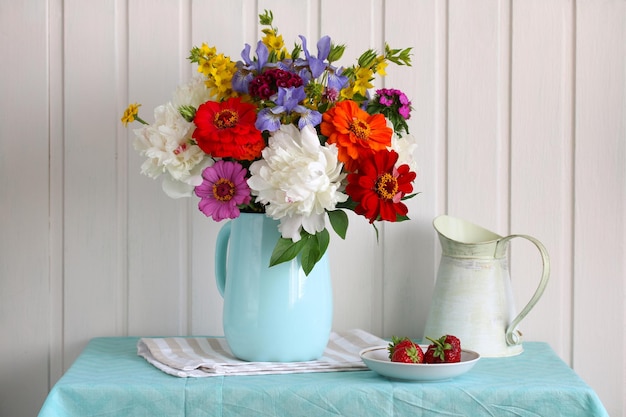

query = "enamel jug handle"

[497,234,551,346]
[214,220,232,297]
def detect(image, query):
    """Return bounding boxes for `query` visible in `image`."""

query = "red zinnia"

[345,149,416,223]
[192,97,265,161]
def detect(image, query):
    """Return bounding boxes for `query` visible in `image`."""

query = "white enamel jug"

[423,215,550,357]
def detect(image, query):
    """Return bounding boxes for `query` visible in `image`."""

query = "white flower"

[389,130,418,174]
[248,124,347,241]
[133,102,213,198]
[172,75,212,109]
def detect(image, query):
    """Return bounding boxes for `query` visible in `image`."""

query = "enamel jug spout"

[423,215,550,357]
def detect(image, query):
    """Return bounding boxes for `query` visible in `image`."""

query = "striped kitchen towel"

[137,329,386,377]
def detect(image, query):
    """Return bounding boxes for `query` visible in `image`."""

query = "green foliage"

[385,44,412,66]
[328,44,346,63]
[269,229,331,276]
[268,209,352,275]
[187,45,203,64]
[290,43,302,60]
[259,10,274,26]
[357,49,378,68]
[328,210,349,239]
[178,105,196,122]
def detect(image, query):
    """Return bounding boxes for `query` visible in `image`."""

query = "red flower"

[192,97,265,161]
[345,150,416,223]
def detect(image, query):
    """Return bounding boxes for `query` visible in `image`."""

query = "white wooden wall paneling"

[0,1,625,416]
[63,0,120,363]
[48,0,66,395]
[127,0,189,337]
[574,0,626,414]
[0,3,50,417]
[447,0,510,230]
[510,0,574,363]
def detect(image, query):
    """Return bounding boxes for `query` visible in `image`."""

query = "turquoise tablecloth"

[38,337,609,417]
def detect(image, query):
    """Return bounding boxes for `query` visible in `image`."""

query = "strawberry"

[423,335,462,363]
[388,336,424,363]
[387,336,413,359]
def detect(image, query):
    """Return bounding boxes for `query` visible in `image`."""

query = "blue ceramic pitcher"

[215,212,333,362]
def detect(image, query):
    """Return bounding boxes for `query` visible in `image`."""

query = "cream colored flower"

[387,120,418,174]
[133,102,213,198]
[172,75,212,109]
[248,124,347,241]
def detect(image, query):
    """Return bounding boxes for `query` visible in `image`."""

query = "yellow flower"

[352,67,374,96]
[263,32,285,53]
[375,57,388,76]
[202,53,238,100]
[340,85,355,100]
[197,57,212,76]
[200,43,216,57]
[196,43,219,77]
[121,103,143,126]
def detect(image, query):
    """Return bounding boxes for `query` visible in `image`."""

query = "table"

[38,337,609,417]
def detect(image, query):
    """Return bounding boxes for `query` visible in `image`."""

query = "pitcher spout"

[433,215,504,259]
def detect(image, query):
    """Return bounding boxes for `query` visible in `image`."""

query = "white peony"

[248,124,347,241]
[389,130,418,174]
[384,117,418,173]
[133,102,213,198]
[172,75,212,109]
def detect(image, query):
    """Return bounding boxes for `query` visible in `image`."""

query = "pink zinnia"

[194,161,252,221]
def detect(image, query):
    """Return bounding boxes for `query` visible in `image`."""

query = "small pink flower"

[194,160,252,221]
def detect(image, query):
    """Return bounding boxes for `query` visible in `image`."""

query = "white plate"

[359,345,480,381]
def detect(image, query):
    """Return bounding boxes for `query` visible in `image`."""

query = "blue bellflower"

[232,42,270,94]
[298,35,331,78]
[255,86,322,132]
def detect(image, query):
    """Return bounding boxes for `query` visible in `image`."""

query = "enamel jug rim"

[433,215,502,245]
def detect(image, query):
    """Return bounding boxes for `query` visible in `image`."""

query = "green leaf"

[269,230,331,275]
[357,49,377,68]
[269,237,306,267]
[336,198,358,212]
[178,105,196,122]
[385,44,413,66]
[291,43,302,60]
[300,240,320,276]
[402,192,420,201]
[328,43,346,63]
[259,9,273,26]
[315,229,330,259]
[300,230,330,276]
[328,210,348,239]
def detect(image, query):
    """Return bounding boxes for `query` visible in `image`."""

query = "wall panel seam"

[114,0,130,337]
[502,0,512,234]
[179,0,193,336]
[48,0,66,386]
[438,0,449,218]
[569,0,577,367]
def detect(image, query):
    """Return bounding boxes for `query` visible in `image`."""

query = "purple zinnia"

[194,160,252,221]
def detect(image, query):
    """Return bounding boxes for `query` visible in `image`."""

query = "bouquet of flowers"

[122,10,417,275]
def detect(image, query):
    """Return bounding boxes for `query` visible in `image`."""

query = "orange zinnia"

[320,100,392,171]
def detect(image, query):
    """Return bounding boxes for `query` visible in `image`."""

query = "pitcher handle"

[497,234,550,346]
[215,221,232,297]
